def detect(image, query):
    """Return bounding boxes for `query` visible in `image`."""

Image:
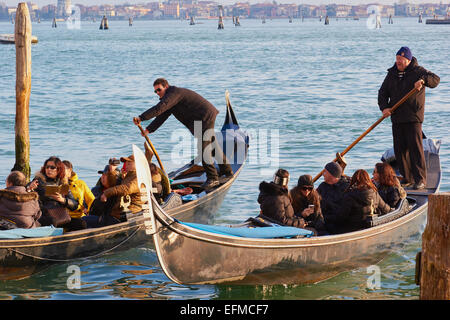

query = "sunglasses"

[154,88,162,94]
[46,165,57,170]
[301,186,313,191]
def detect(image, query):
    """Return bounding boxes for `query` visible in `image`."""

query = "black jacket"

[258,182,305,228]
[317,177,350,218]
[375,182,405,208]
[378,57,440,124]
[139,86,219,134]
[330,188,392,234]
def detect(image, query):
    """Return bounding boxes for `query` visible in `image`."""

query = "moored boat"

[0,34,38,44]
[0,93,249,279]
[144,141,441,285]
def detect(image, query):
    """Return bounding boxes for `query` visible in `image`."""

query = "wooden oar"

[312,87,418,182]
[136,123,167,177]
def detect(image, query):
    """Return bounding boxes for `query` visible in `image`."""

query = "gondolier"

[378,46,440,189]
[133,78,233,189]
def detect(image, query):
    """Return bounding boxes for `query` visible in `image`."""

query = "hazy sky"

[2,0,448,7]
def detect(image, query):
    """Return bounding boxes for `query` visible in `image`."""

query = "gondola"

[142,140,441,285]
[0,93,249,280]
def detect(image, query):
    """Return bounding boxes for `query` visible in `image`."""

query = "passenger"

[372,162,406,208]
[150,163,164,202]
[0,171,41,229]
[91,159,122,197]
[101,154,143,222]
[27,156,79,230]
[289,174,326,235]
[258,169,306,228]
[317,161,350,233]
[83,165,119,228]
[63,160,95,221]
[329,169,392,234]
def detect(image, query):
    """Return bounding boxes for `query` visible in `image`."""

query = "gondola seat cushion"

[0,225,63,239]
[180,221,314,239]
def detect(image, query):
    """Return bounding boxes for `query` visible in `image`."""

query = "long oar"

[136,123,167,177]
[312,87,418,182]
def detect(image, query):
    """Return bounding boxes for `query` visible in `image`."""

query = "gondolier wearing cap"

[133,78,233,190]
[378,46,440,190]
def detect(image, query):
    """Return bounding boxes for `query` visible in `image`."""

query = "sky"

[2,0,449,7]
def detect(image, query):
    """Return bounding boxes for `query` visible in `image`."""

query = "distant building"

[56,0,71,17]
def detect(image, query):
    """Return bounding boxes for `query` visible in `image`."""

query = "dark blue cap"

[396,46,412,60]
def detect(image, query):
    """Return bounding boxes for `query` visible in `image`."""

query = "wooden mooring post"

[417,193,450,300]
[12,2,32,181]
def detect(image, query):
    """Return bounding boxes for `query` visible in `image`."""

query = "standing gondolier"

[378,47,440,190]
[133,78,233,189]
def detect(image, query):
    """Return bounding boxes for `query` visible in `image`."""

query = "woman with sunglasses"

[372,162,406,208]
[328,169,392,234]
[257,169,306,229]
[27,156,79,230]
[289,175,326,235]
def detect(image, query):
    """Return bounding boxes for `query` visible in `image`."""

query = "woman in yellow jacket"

[63,160,95,220]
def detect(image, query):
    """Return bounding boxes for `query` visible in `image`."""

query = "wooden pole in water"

[418,193,450,300]
[13,2,32,180]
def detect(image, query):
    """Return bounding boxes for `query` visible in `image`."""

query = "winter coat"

[374,181,406,209]
[330,187,392,234]
[258,181,306,228]
[67,172,95,219]
[31,172,79,213]
[378,57,440,124]
[317,177,350,219]
[0,186,42,228]
[289,187,326,233]
[139,86,219,135]
[103,170,143,220]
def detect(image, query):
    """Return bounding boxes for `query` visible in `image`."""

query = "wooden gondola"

[144,141,441,285]
[0,93,249,280]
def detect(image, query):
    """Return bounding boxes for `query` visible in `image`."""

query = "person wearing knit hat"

[324,162,342,179]
[317,162,351,234]
[378,46,440,190]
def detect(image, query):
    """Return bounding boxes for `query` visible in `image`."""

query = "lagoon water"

[0,17,449,300]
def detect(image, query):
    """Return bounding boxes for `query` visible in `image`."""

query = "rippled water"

[0,17,449,300]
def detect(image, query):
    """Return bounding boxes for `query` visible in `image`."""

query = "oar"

[136,123,167,177]
[312,87,418,183]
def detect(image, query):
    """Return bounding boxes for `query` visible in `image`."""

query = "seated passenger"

[330,169,392,234]
[0,171,41,229]
[149,163,164,202]
[258,169,306,228]
[372,162,406,208]
[91,160,122,198]
[289,174,326,235]
[101,154,143,222]
[83,165,119,228]
[317,162,350,233]
[27,156,79,229]
[63,160,95,229]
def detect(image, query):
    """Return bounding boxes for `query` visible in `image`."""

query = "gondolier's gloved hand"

[133,116,141,125]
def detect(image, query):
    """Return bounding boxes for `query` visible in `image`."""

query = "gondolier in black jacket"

[378,47,440,190]
[133,78,233,189]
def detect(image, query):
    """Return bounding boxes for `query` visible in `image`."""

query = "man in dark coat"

[0,171,42,229]
[317,162,350,234]
[133,78,233,189]
[378,47,440,189]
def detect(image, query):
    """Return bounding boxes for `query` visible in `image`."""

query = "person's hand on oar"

[133,117,150,136]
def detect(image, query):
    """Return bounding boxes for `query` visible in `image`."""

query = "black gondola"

[0,92,249,280]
